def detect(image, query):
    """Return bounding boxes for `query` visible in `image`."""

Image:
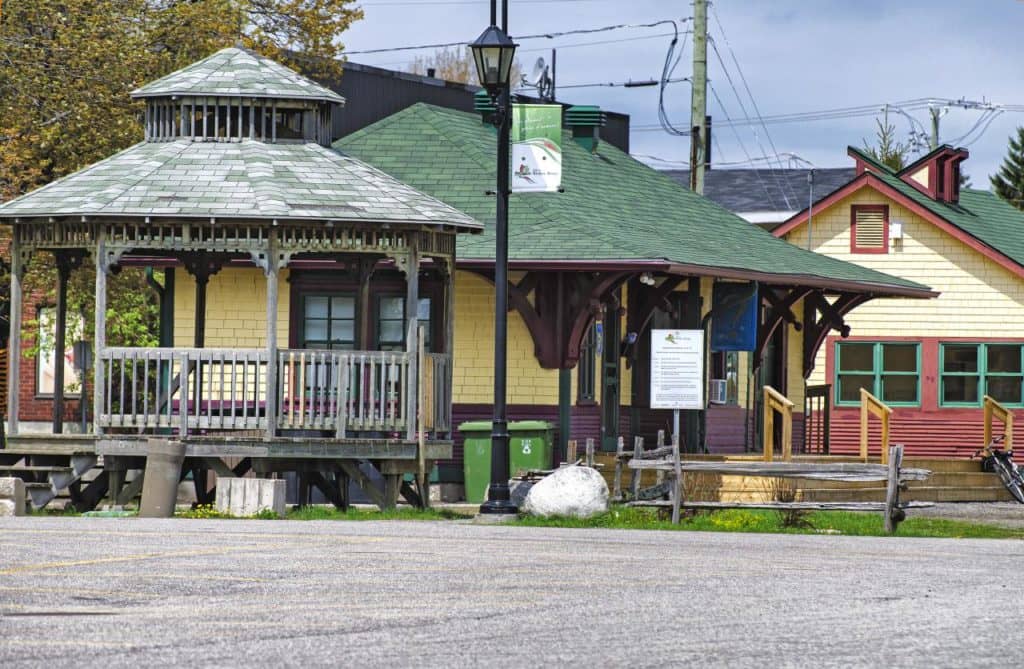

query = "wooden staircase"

[0,449,101,510]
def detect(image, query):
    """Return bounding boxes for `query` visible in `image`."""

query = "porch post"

[7,234,23,437]
[405,242,420,442]
[52,252,74,433]
[264,233,279,438]
[444,258,456,434]
[94,235,108,435]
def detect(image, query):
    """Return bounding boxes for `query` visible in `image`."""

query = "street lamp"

[470,2,518,516]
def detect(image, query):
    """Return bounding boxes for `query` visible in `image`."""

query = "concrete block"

[215,478,286,518]
[0,477,26,516]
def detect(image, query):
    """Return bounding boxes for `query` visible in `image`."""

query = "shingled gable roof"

[335,103,933,297]
[0,140,481,229]
[774,146,1024,279]
[131,47,345,104]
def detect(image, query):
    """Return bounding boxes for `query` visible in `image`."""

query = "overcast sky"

[342,0,1024,186]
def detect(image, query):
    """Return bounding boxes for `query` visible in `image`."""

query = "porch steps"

[3,455,101,509]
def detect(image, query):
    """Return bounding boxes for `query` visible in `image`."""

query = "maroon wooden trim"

[850,204,889,254]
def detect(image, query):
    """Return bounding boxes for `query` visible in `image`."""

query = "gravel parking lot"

[1,517,1022,667]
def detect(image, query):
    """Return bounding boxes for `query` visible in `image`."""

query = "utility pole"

[689,0,708,194]
[929,106,940,150]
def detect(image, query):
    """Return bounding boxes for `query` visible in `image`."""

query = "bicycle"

[974,435,1024,504]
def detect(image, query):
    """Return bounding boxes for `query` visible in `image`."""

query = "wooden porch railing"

[98,348,268,434]
[762,385,794,462]
[97,347,453,439]
[860,388,892,464]
[983,395,1013,450]
[278,349,410,435]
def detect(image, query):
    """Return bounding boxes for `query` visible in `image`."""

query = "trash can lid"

[508,420,553,431]
[457,420,494,431]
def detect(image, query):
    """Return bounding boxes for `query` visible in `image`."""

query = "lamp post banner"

[511,104,562,193]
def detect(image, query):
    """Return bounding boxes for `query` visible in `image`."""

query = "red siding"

[828,407,1009,458]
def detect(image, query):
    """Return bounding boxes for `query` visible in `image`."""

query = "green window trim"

[939,342,1024,408]
[834,341,921,407]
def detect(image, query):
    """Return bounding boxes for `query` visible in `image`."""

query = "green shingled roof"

[336,103,931,295]
[132,47,345,104]
[848,146,1024,269]
[0,139,480,229]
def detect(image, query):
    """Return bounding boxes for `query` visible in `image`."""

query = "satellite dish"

[529,57,547,86]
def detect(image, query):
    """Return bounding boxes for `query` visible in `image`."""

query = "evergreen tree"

[991,127,1024,210]
[862,111,909,171]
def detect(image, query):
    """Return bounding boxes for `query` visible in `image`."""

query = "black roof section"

[661,168,855,213]
[325,61,631,152]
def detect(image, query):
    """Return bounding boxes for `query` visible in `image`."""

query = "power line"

[707,81,777,207]
[548,76,689,91]
[343,19,689,55]
[709,5,796,209]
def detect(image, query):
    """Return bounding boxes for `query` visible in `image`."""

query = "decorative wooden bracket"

[471,269,633,369]
[182,251,232,285]
[801,291,873,377]
[752,286,814,370]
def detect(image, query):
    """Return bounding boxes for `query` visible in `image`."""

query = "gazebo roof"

[131,47,345,104]
[0,139,481,229]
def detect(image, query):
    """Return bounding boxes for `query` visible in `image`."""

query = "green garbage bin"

[460,421,494,503]
[508,420,554,476]
[460,420,555,503]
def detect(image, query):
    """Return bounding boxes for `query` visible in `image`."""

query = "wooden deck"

[5,433,452,461]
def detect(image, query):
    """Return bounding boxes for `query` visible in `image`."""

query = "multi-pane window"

[941,343,1023,406]
[835,342,919,406]
[377,296,431,351]
[302,295,355,349]
[577,324,597,403]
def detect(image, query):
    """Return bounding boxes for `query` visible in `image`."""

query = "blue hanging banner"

[711,282,758,352]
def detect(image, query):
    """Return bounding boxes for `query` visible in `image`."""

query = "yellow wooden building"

[774,145,1024,456]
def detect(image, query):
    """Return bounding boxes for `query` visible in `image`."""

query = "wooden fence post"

[884,444,905,534]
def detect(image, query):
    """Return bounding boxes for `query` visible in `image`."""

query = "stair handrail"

[762,385,795,462]
[860,388,893,464]
[983,395,1013,452]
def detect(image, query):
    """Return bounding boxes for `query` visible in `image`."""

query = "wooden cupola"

[130,47,344,147]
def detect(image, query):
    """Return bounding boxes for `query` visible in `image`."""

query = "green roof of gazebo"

[0,140,480,228]
[132,47,345,104]
[336,103,933,297]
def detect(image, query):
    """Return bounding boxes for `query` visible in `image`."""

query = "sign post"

[650,329,705,447]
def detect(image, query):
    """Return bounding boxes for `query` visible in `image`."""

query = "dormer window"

[851,205,889,254]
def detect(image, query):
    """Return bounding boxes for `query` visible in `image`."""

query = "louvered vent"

[854,208,887,250]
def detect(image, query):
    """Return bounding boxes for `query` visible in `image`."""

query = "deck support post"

[404,242,421,442]
[94,235,109,436]
[263,232,280,440]
[7,234,26,438]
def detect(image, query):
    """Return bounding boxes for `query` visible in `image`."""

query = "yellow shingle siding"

[174,268,290,348]
[784,190,1024,386]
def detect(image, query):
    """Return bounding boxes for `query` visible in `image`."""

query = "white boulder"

[522,466,609,519]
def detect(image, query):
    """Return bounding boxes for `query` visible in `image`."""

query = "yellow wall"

[783,189,1024,385]
[174,267,290,348]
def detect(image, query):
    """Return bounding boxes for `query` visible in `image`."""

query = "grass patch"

[514,506,1024,539]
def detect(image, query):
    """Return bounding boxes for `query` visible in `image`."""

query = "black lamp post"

[470,1,518,515]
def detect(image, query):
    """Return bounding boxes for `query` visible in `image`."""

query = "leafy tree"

[0,0,362,351]
[862,111,909,171]
[991,127,1024,210]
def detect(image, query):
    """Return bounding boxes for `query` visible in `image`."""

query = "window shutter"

[854,208,886,251]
